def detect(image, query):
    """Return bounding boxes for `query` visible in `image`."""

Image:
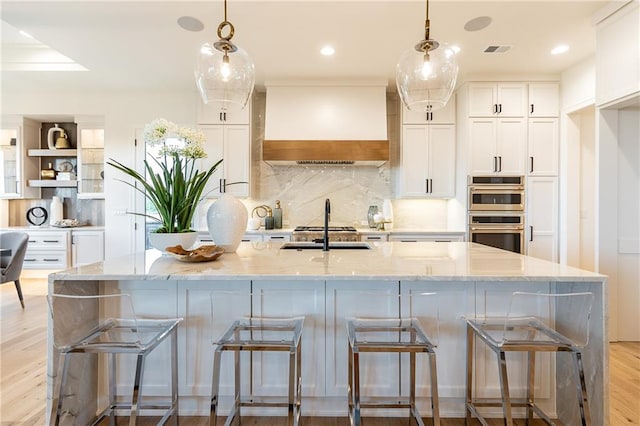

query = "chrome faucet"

[323,198,330,251]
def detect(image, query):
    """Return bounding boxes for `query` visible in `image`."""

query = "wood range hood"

[262,81,389,166]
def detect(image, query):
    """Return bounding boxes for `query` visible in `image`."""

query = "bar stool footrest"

[92,403,177,426]
[467,399,556,425]
[238,395,299,407]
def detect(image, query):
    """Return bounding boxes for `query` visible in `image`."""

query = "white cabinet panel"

[251,281,325,397]
[400,124,455,198]
[325,280,400,397]
[528,118,559,176]
[0,117,40,199]
[528,83,559,117]
[497,118,527,175]
[496,83,527,117]
[400,282,474,397]
[469,119,497,175]
[596,1,640,106]
[23,230,69,270]
[72,230,104,267]
[527,177,558,262]
[199,125,250,198]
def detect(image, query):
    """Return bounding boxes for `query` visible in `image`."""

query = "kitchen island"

[47,242,607,424]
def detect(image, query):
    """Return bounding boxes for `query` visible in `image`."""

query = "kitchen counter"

[2,225,105,231]
[47,242,607,424]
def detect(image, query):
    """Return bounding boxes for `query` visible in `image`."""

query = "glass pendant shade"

[396,43,458,112]
[195,42,255,109]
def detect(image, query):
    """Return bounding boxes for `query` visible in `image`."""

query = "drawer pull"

[44,258,60,262]
[43,240,60,243]
[24,258,36,262]
[28,240,37,243]
[270,236,285,240]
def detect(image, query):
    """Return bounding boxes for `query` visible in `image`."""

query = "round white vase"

[207,193,248,253]
[149,231,198,253]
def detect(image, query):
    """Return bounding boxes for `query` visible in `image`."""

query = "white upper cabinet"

[399,124,456,198]
[76,116,105,199]
[0,116,40,199]
[469,118,526,175]
[528,118,559,176]
[595,1,640,106]
[199,125,250,198]
[528,83,559,117]
[467,83,527,117]
[197,101,251,125]
[402,97,456,125]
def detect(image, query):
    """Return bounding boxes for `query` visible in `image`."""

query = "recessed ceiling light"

[320,46,335,56]
[177,16,204,32]
[464,16,492,32]
[551,44,570,55]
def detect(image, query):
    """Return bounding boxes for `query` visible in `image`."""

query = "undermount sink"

[280,242,372,250]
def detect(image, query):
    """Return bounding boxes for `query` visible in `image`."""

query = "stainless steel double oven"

[468,176,525,254]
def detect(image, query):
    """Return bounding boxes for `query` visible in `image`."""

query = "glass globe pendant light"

[195,0,255,109]
[396,0,458,112]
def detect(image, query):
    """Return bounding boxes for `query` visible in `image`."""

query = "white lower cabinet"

[251,280,325,397]
[325,280,400,397]
[526,177,558,262]
[23,230,69,269]
[71,230,104,267]
[359,232,389,242]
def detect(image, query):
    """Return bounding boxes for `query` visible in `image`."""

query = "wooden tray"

[166,244,224,263]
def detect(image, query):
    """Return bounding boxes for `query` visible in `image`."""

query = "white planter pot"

[207,193,248,252]
[149,231,198,253]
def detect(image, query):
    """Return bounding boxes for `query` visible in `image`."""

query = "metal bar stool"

[48,293,182,426]
[209,291,304,426]
[346,291,440,426]
[465,291,594,426]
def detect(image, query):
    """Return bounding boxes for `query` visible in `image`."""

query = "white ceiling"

[1,0,612,93]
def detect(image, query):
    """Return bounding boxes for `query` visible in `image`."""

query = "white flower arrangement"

[143,118,207,159]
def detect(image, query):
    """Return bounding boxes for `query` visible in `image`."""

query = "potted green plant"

[107,118,222,251]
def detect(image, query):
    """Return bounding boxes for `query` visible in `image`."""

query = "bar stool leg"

[209,348,223,426]
[353,351,362,426]
[109,353,117,426]
[572,351,592,426]
[497,350,513,426]
[410,351,416,419]
[526,351,535,426]
[52,352,70,426]
[234,349,241,423]
[171,328,179,426]
[348,343,354,425]
[464,324,473,426]
[295,341,302,426]
[288,348,295,426]
[428,351,440,426]
[129,353,146,426]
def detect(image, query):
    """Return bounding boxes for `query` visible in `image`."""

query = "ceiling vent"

[484,45,512,53]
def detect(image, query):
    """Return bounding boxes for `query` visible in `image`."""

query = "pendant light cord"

[224,0,228,22]
[424,0,430,41]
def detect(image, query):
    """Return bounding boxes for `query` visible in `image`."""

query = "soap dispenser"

[264,207,274,230]
[273,200,283,229]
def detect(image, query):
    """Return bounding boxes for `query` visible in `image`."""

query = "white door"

[400,125,428,197]
[528,118,559,176]
[527,177,558,262]
[469,118,497,175]
[496,118,526,175]
[427,125,456,198]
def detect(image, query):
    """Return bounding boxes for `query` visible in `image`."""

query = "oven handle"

[468,186,525,192]
[470,226,524,232]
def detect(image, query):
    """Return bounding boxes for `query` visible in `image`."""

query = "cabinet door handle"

[223,112,227,121]
[24,258,36,262]
[498,156,502,172]
[530,226,534,242]
[270,236,285,240]
[530,104,535,114]
[530,156,534,173]
[219,112,223,122]
[493,104,497,114]
[220,178,226,193]
[493,156,498,172]
[498,104,503,114]
[44,258,60,262]
[367,236,382,240]
[429,179,433,193]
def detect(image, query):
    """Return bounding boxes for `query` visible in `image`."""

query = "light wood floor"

[1,279,638,425]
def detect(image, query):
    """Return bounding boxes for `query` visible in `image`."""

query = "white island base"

[48,242,607,424]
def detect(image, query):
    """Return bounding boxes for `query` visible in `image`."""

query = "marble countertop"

[51,242,605,283]
[2,225,105,231]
